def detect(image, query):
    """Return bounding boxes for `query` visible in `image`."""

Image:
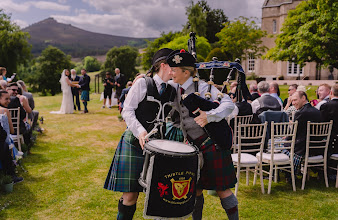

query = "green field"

[0,82,337,220]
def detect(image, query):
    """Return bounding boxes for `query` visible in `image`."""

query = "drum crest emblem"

[170,177,192,200]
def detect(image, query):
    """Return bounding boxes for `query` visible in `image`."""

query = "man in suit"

[320,84,338,155]
[77,69,91,113]
[292,91,322,157]
[70,69,81,111]
[114,68,126,103]
[315,83,331,110]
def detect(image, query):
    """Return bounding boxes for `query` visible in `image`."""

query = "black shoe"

[12,176,24,184]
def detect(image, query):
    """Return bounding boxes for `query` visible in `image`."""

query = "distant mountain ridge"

[23,18,154,57]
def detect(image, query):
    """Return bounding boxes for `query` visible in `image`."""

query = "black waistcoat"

[256,95,281,115]
[135,77,176,134]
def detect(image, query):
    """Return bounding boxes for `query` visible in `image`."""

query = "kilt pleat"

[197,138,237,191]
[104,130,145,192]
[165,121,184,142]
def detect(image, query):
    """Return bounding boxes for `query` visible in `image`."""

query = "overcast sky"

[0,0,266,38]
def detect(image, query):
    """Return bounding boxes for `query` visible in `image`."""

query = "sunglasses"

[10,89,18,92]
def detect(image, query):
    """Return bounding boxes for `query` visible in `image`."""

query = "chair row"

[230,115,334,195]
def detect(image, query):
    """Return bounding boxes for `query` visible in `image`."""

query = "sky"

[0,0,266,38]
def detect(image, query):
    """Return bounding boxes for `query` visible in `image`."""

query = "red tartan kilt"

[197,138,237,191]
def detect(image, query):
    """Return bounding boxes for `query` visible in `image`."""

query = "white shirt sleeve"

[251,99,260,114]
[199,83,235,122]
[121,78,147,138]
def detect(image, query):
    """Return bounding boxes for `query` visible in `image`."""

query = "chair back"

[270,121,298,159]
[237,122,268,160]
[8,107,20,135]
[232,115,253,153]
[305,121,333,158]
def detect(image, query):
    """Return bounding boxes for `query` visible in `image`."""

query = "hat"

[152,48,174,65]
[167,49,196,67]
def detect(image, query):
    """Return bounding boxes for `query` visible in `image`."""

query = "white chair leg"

[235,165,240,196]
[17,139,22,151]
[246,167,249,186]
[259,165,265,194]
[291,165,296,192]
[274,165,278,183]
[268,162,273,194]
[324,164,329,188]
[301,163,308,190]
[253,165,257,185]
[336,165,338,188]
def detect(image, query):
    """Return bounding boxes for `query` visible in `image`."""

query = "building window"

[287,61,304,76]
[248,53,255,72]
[273,20,277,33]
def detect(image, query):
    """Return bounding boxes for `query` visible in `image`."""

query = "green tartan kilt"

[104,130,145,192]
[81,90,90,101]
[197,138,237,191]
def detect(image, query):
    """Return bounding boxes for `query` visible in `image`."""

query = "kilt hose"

[192,134,237,191]
[104,130,144,192]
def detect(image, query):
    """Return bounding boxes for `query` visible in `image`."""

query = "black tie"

[159,83,166,96]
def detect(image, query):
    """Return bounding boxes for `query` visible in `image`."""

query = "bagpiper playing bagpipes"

[166,32,252,220]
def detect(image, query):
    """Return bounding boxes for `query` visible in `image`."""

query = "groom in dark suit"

[78,69,91,113]
[70,69,81,111]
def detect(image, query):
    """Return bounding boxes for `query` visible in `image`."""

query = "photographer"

[102,72,115,108]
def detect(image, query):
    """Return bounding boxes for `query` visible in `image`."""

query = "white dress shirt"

[169,77,235,123]
[121,74,166,138]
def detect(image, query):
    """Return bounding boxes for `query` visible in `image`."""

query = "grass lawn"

[0,83,337,219]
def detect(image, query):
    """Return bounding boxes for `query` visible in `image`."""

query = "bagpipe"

[182,32,252,150]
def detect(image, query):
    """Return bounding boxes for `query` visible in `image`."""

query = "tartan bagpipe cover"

[182,93,233,150]
[143,153,198,219]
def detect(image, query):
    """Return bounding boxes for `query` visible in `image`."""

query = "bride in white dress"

[50,69,77,114]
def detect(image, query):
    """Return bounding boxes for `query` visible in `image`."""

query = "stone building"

[241,0,337,80]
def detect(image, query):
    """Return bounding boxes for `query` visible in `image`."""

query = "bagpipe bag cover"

[182,93,233,150]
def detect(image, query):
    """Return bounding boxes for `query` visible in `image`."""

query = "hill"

[23,18,154,57]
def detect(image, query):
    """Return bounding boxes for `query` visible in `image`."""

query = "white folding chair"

[329,154,338,188]
[301,121,333,190]
[9,108,24,151]
[231,122,267,196]
[231,115,253,153]
[257,121,298,194]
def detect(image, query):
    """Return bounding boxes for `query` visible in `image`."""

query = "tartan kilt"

[104,130,145,192]
[81,90,90,101]
[165,121,184,142]
[197,138,237,191]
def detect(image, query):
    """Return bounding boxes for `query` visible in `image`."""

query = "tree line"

[0,0,337,95]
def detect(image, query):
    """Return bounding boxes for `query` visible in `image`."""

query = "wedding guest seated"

[315,84,331,110]
[284,91,322,173]
[0,123,23,183]
[249,83,260,101]
[228,82,237,99]
[283,84,298,108]
[269,82,283,107]
[320,84,338,156]
[6,83,31,144]
[0,80,7,90]
[17,80,39,130]
[0,67,16,83]
[251,81,282,115]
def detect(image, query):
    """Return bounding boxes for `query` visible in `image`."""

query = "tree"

[183,1,207,37]
[206,48,232,62]
[161,34,211,62]
[216,16,267,61]
[103,46,138,80]
[32,46,72,95]
[198,1,228,43]
[83,56,101,72]
[264,0,338,70]
[142,31,181,71]
[0,9,31,74]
